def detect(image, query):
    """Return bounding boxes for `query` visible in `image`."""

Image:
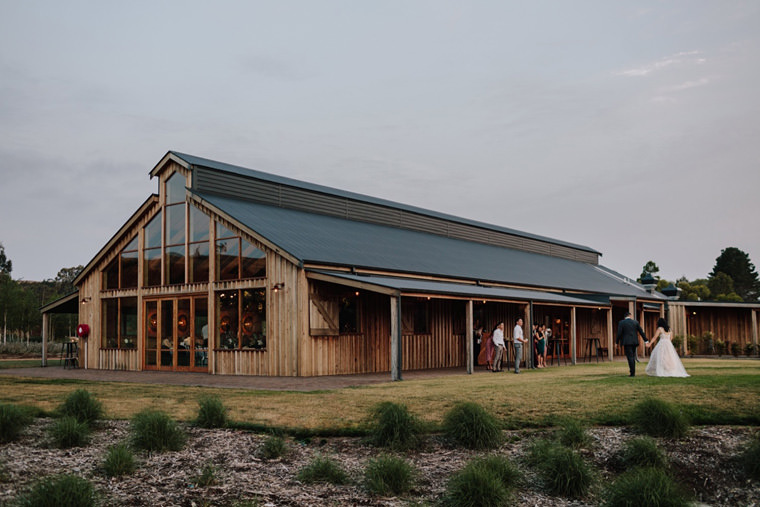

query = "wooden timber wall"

[98,349,140,370]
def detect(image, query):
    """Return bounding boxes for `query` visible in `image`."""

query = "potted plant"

[687,335,698,356]
[671,335,684,357]
[730,342,741,357]
[745,343,757,357]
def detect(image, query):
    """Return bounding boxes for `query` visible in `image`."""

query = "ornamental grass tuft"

[442,401,502,450]
[367,401,421,451]
[527,439,594,498]
[741,431,760,479]
[297,455,349,485]
[15,474,96,507]
[102,442,136,477]
[603,466,690,507]
[364,454,415,496]
[555,418,591,449]
[620,436,669,470]
[130,409,186,452]
[0,403,32,444]
[442,454,518,507]
[59,389,104,426]
[258,434,288,460]
[195,395,228,429]
[49,416,90,449]
[629,398,690,439]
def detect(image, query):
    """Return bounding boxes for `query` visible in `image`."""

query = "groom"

[616,312,648,377]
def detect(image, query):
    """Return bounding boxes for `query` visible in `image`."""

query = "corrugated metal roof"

[173,151,600,255]
[309,271,610,305]
[194,191,657,298]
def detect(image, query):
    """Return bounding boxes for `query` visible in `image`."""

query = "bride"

[645,318,689,377]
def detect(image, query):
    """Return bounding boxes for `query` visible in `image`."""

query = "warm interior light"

[272,282,285,292]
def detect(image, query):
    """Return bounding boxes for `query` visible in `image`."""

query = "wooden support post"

[570,306,577,365]
[752,309,758,355]
[390,296,402,381]
[41,313,49,367]
[607,307,614,360]
[639,305,646,356]
[466,300,473,374]
[523,304,531,369]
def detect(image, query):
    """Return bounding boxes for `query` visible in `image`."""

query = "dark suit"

[617,317,647,376]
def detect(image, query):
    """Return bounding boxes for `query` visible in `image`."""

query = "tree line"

[0,243,82,344]
[639,247,760,302]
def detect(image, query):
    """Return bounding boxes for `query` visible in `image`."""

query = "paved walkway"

[0,365,473,392]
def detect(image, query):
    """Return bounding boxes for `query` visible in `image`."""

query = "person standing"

[536,324,546,368]
[616,312,648,377]
[491,323,506,372]
[513,318,527,374]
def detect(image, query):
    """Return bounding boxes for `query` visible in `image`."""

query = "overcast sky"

[1,1,758,285]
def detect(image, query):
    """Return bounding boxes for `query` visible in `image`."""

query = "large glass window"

[216,289,266,349]
[101,297,137,349]
[166,172,186,204]
[339,295,359,334]
[189,206,210,283]
[103,236,138,290]
[165,203,185,285]
[144,212,162,286]
[216,222,266,281]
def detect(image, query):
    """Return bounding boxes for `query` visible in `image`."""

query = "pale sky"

[1,1,758,285]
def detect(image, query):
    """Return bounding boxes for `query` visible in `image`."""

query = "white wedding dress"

[645,332,689,377]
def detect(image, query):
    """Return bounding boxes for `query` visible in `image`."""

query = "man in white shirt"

[491,322,506,372]
[513,318,527,374]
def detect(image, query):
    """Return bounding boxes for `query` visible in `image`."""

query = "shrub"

[620,437,668,469]
[527,439,594,498]
[195,395,228,429]
[671,335,683,355]
[730,342,741,357]
[604,467,690,507]
[130,409,186,452]
[102,443,136,477]
[364,454,414,496]
[258,434,288,460]
[0,403,32,443]
[442,456,517,507]
[686,335,698,355]
[442,402,502,450]
[556,418,590,449]
[630,398,690,439]
[59,389,104,426]
[49,416,90,449]
[741,432,760,479]
[192,463,218,487]
[15,474,95,507]
[297,455,349,485]
[744,343,757,356]
[367,401,420,450]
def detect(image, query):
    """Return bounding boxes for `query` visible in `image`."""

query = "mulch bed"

[1,420,758,506]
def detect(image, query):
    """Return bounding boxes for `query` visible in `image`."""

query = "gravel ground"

[1,420,758,506]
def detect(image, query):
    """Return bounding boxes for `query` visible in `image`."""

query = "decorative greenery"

[364,454,414,496]
[0,403,32,444]
[730,342,741,357]
[258,434,288,460]
[715,339,727,356]
[603,466,690,507]
[49,416,90,449]
[442,455,518,506]
[700,332,715,355]
[630,398,690,439]
[686,335,698,355]
[556,418,590,449]
[744,343,757,356]
[195,395,228,429]
[620,437,668,470]
[59,389,104,426]
[15,474,96,507]
[442,401,502,450]
[297,455,349,485]
[527,439,594,498]
[671,335,684,355]
[130,409,186,452]
[192,463,218,487]
[102,442,136,477]
[741,432,760,480]
[367,401,421,450]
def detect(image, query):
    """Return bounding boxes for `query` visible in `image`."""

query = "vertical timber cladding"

[402,299,467,371]
[302,281,392,376]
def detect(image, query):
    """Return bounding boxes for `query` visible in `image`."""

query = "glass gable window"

[189,206,210,283]
[166,172,186,204]
[144,212,162,287]
[103,236,138,290]
[216,222,266,281]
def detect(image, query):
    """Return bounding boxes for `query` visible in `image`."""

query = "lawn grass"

[0,358,62,369]
[0,359,757,432]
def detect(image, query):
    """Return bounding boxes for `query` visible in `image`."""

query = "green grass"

[130,409,186,452]
[442,455,519,507]
[364,454,415,496]
[102,442,136,477]
[527,439,595,498]
[0,358,63,369]
[59,389,104,426]
[630,398,690,439]
[620,437,668,469]
[297,455,350,485]
[0,359,757,433]
[195,395,228,428]
[15,474,96,507]
[442,401,502,450]
[49,416,90,448]
[603,467,690,507]
[258,434,288,460]
[0,403,32,443]
[741,431,760,479]
[367,401,421,450]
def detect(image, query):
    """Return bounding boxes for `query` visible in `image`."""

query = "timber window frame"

[309,284,362,336]
[216,289,267,350]
[101,297,138,349]
[102,236,138,290]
